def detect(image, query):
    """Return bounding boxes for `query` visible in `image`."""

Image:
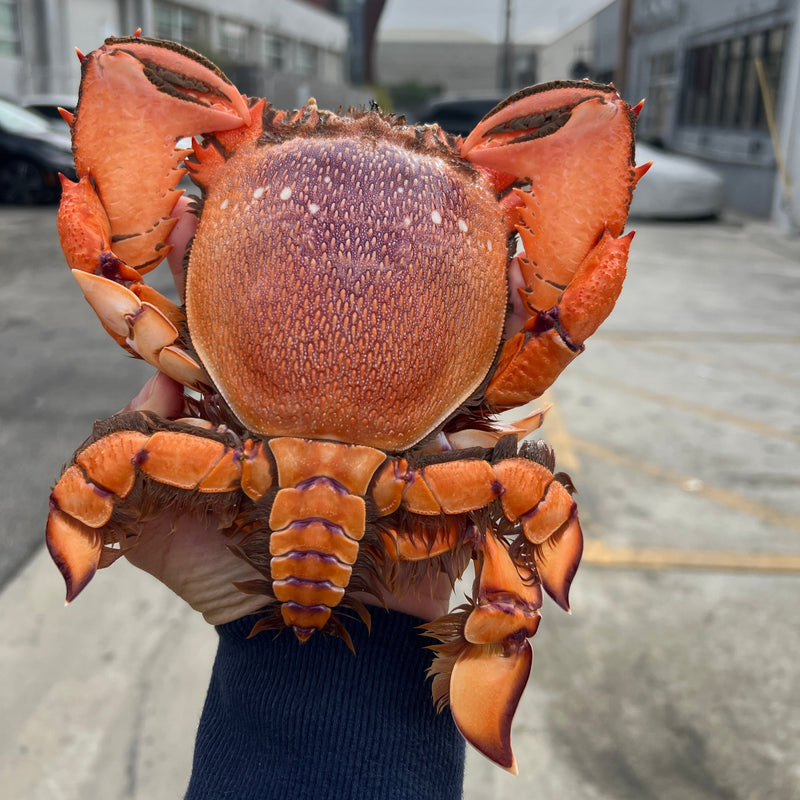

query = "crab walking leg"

[373,454,583,770]
[264,438,386,641]
[372,455,582,608]
[450,529,541,773]
[57,175,208,389]
[46,414,275,602]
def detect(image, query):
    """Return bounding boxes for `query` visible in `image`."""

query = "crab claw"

[460,82,638,408]
[70,35,250,272]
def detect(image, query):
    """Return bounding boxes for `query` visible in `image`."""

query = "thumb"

[120,371,186,418]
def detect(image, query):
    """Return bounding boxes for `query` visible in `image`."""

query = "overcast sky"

[379,0,611,43]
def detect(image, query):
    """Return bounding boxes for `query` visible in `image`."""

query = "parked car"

[414,95,504,137]
[21,94,77,132]
[630,141,725,220]
[0,96,76,204]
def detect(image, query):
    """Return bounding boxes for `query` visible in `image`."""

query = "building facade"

[536,2,622,85]
[1,0,368,110]
[626,0,800,225]
[536,0,800,226]
[374,27,540,115]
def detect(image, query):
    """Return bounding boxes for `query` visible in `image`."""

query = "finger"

[125,512,269,625]
[354,571,452,622]
[120,371,185,417]
[504,257,529,339]
[167,195,198,301]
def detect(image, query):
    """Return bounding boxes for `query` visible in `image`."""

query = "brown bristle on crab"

[48,34,644,772]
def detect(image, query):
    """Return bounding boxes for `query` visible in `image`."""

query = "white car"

[630,142,725,220]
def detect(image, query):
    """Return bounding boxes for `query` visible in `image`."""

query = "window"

[219,19,248,63]
[681,25,787,131]
[296,42,318,78]
[154,2,198,46]
[641,49,677,141]
[0,0,19,57]
[263,32,287,71]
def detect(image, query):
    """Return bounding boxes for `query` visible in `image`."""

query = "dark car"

[0,96,76,204]
[415,95,504,137]
[22,94,77,133]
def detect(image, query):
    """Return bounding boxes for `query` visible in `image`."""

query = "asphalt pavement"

[1,205,799,799]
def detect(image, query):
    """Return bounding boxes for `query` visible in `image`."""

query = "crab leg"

[374,451,582,770]
[372,454,581,609]
[460,81,645,408]
[46,414,274,602]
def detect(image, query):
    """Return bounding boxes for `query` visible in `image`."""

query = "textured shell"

[187,115,509,451]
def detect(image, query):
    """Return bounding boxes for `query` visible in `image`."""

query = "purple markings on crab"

[294,475,348,494]
[529,306,585,353]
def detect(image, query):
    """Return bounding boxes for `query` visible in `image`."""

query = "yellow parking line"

[572,436,800,534]
[598,331,800,344]
[583,538,800,574]
[583,374,800,446]
[539,391,580,475]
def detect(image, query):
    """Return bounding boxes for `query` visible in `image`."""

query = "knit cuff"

[184,609,465,800]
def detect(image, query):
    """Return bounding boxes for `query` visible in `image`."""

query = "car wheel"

[0,158,54,204]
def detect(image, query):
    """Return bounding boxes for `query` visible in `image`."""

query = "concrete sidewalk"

[0,547,214,799]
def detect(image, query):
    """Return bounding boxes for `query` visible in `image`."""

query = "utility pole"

[614,0,633,95]
[499,0,513,91]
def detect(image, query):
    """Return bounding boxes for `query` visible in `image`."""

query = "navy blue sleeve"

[184,609,465,800]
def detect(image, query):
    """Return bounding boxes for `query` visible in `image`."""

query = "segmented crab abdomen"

[186,130,508,451]
[265,438,386,640]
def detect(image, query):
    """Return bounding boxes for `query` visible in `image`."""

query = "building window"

[681,25,787,131]
[640,49,677,142]
[296,42,318,77]
[263,32,287,71]
[154,2,199,46]
[219,19,248,63]
[0,0,19,57]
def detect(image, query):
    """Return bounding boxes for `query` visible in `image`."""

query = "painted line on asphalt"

[598,337,800,389]
[583,538,800,573]
[539,391,581,475]
[572,436,800,534]
[580,374,800,446]
[597,330,800,344]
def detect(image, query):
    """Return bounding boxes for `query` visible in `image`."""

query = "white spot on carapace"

[220,198,229,210]
[253,187,265,199]
[279,186,292,201]
[431,210,442,225]
[487,240,493,251]
[323,176,332,184]
[309,203,320,214]
[457,218,468,232]
[403,216,412,226]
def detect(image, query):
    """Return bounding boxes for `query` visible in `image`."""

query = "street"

[1,204,799,799]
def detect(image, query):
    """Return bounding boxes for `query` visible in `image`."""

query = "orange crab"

[47,33,646,772]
